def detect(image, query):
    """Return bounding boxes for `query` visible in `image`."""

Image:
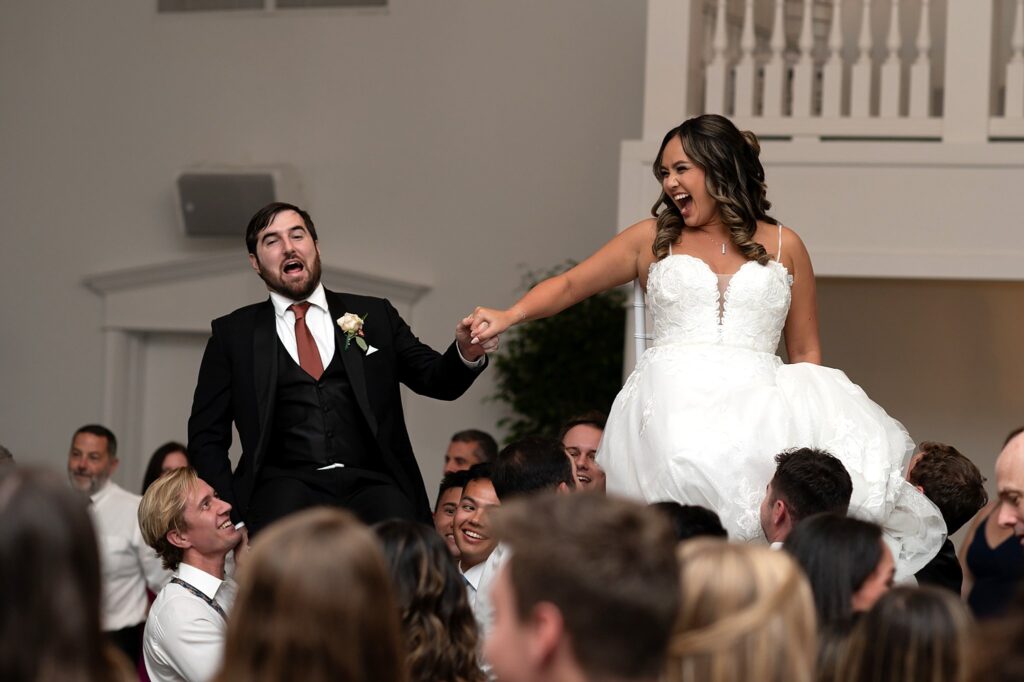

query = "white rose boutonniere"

[337,312,369,352]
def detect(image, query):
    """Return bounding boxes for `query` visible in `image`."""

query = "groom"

[188,202,497,535]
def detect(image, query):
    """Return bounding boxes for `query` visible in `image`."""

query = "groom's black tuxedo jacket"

[187,289,484,524]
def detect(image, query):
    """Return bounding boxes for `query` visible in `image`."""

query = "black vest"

[267,340,379,470]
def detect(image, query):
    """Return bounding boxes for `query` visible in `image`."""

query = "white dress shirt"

[269,283,484,369]
[88,480,171,631]
[461,560,488,611]
[470,543,508,639]
[143,562,238,682]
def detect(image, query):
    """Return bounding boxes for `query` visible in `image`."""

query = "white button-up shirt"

[269,283,484,369]
[89,480,170,631]
[143,562,238,682]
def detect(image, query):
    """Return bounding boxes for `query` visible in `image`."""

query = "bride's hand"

[467,307,518,343]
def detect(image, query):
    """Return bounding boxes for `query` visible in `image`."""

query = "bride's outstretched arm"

[781,226,822,364]
[467,220,655,343]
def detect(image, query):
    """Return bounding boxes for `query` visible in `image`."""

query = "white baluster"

[791,0,817,116]
[706,0,730,114]
[908,0,932,117]
[734,0,759,116]
[763,0,788,116]
[850,0,874,117]
[1006,0,1024,118]
[879,0,902,116]
[822,0,844,117]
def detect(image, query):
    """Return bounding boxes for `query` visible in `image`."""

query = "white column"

[879,0,902,117]
[705,0,731,114]
[101,329,145,466]
[822,0,845,117]
[763,0,789,116]
[908,0,932,117]
[850,0,874,117]
[942,0,994,142]
[734,0,759,116]
[792,0,818,117]
[642,0,699,138]
[1006,0,1024,118]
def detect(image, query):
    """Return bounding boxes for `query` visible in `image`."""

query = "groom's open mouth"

[282,259,306,277]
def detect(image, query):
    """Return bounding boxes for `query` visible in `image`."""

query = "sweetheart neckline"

[646,253,791,297]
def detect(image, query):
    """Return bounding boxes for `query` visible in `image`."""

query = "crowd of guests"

[3,421,1024,682]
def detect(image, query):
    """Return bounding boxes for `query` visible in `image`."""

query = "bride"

[466,114,943,576]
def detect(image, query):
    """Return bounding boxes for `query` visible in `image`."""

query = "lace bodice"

[646,254,793,353]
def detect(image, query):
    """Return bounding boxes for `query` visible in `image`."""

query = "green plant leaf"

[489,260,626,444]
[355,337,368,351]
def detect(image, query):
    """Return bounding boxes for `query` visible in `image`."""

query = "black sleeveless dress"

[966,511,1024,619]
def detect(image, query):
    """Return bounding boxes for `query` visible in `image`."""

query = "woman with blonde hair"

[667,539,816,682]
[838,586,973,682]
[216,507,407,682]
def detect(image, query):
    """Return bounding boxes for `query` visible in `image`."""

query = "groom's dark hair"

[245,202,319,255]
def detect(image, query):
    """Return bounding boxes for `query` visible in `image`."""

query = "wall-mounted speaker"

[176,167,302,237]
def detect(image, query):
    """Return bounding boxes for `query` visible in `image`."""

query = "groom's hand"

[457,315,500,361]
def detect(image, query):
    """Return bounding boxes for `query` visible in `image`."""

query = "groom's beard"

[257,251,323,301]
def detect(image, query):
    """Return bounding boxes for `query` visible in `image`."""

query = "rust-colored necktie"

[289,302,324,380]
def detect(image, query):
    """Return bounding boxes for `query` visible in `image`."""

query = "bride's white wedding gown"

[599,234,944,577]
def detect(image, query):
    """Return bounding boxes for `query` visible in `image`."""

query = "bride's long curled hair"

[651,114,777,264]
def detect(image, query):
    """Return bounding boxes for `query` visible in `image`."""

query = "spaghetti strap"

[776,224,783,262]
[669,241,673,256]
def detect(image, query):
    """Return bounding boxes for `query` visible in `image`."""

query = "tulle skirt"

[599,342,945,578]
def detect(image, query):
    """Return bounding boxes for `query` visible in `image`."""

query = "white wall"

[0,0,647,497]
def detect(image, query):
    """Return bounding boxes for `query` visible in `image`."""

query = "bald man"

[995,428,1024,541]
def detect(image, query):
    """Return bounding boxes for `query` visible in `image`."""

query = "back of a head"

[669,539,817,682]
[784,513,883,627]
[491,436,575,500]
[908,442,987,534]
[373,520,483,682]
[651,502,728,541]
[219,508,406,682]
[494,492,679,680]
[0,443,14,474]
[451,429,498,464]
[838,586,972,682]
[973,585,1024,682]
[0,468,113,682]
[771,448,853,523]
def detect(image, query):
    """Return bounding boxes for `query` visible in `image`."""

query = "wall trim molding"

[83,252,431,305]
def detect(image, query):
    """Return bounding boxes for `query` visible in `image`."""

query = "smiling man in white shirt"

[139,467,244,682]
[67,424,170,663]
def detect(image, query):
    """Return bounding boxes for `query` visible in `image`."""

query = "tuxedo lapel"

[252,301,278,465]
[328,291,379,437]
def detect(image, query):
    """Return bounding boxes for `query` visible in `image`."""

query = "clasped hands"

[455,306,518,361]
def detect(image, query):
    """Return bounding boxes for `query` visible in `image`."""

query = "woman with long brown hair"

[466,114,942,574]
[216,507,407,682]
[838,586,973,682]
[375,520,485,682]
[0,468,134,682]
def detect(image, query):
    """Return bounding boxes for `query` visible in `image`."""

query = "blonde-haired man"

[139,467,244,682]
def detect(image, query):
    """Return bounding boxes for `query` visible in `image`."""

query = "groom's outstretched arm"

[385,300,488,400]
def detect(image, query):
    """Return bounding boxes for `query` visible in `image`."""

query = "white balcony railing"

[643,0,1024,142]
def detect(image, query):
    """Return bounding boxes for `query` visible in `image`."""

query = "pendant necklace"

[699,230,728,255]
